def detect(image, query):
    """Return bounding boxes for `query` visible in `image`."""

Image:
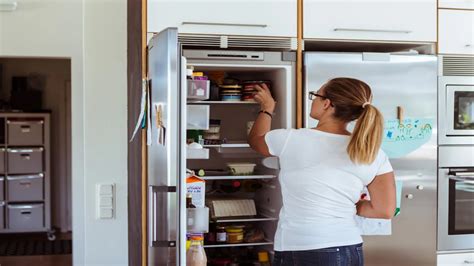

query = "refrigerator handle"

[148,185,177,248]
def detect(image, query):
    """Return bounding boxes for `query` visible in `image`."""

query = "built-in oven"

[438,146,474,251]
[438,55,474,145]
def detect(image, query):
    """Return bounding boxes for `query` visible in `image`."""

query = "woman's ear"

[323,99,332,110]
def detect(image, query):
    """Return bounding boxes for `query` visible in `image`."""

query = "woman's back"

[266,128,392,251]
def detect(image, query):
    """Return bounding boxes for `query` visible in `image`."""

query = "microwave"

[438,57,474,145]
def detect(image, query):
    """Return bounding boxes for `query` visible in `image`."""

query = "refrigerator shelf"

[204,239,274,248]
[201,175,276,180]
[210,214,278,223]
[188,101,259,105]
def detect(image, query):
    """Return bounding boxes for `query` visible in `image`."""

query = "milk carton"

[186,174,205,208]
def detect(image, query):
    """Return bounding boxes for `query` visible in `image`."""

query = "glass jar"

[216,225,227,243]
[225,226,244,244]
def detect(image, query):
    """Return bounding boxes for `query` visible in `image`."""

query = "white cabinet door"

[303,0,437,42]
[148,0,297,37]
[438,252,474,265]
[439,0,474,9]
[439,9,474,55]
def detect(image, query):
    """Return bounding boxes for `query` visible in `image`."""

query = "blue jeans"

[273,243,364,266]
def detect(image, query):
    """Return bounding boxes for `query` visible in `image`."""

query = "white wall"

[0,0,128,265]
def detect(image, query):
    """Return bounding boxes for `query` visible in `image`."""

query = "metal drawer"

[7,175,43,202]
[0,176,4,201]
[7,148,43,174]
[7,120,44,146]
[0,148,5,174]
[7,203,44,230]
[0,201,4,229]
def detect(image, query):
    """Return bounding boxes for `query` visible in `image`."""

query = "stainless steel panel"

[0,176,4,201]
[7,148,43,174]
[304,52,438,266]
[0,148,5,174]
[7,174,44,202]
[439,146,474,167]
[7,120,44,146]
[439,76,474,145]
[8,204,44,230]
[147,28,182,265]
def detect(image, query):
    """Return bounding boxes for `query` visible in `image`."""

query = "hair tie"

[362,102,371,108]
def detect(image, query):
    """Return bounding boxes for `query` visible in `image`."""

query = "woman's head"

[310,77,384,164]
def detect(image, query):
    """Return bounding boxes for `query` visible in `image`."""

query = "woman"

[248,77,396,266]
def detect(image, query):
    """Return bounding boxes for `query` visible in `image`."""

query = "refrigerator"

[304,52,438,266]
[147,28,295,265]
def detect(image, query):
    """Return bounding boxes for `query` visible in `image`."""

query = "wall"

[0,58,72,232]
[0,0,128,265]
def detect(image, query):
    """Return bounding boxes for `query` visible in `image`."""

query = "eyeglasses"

[308,91,329,101]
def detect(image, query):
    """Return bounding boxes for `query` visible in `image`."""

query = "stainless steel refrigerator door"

[147,27,185,265]
[304,52,438,266]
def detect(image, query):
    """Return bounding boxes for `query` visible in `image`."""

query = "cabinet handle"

[334,28,412,34]
[182,21,268,28]
[466,44,472,48]
[20,211,32,215]
[19,181,31,186]
[21,154,31,160]
[464,260,474,264]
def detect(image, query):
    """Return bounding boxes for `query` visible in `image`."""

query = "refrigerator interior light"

[0,0,17,11]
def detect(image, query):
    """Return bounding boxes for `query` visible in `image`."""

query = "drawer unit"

[7,203,44,230]
[7,119,44,146]
[0,201,4,229]
[0,148,5,174]
[0,176,4,201]
[7,175,44,202]
[7,148,43,174]
[438,252,474,265]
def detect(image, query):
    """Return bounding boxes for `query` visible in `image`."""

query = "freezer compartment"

[7,119,44,146]
[8,203,44,230]
[7,148,44,174]
[0,201,4,229]
[187,105,210,130]
[0,148,5,174]
[187,79,210,100]
[7,174,44,202]
[0,176,4,201]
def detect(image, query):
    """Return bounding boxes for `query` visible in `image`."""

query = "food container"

[226,163,256,175]
[226,226,244,244]
[187,80,210,100]
[203,132,220,140]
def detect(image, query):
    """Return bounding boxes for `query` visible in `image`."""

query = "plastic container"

[226,163,256,175]
[187,207,209,233]
[187,105,210,130]
[187,80,210,100]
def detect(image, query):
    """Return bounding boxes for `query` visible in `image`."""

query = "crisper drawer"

[0,201,4,229]
[0,176,4,201]
[8,203,44,230]
[7,174,44,202]
[0,148,5,174]
[7,148,43,174]
[7,119,44,146]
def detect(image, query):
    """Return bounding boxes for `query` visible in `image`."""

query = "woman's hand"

[254,83,276,113]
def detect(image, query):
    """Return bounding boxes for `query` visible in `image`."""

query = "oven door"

[438,168,474,251]
[446,85,474,136]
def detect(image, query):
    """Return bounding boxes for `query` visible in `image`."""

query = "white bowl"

[226,163,256,175]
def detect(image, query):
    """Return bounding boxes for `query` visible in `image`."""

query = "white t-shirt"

[265,128,393,251]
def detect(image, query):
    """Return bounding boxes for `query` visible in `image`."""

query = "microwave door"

[446,85,474,136]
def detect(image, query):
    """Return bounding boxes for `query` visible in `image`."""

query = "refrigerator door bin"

[7,174,44,202]
[8,203,44,230]
[0,148,5,174]
[7,119,44,146]
[187,105,210,130]
[186,207,209,233]
[0,177,4,201]
[186,148,209,160]
[187,80,210,100]
[7,148,44,174]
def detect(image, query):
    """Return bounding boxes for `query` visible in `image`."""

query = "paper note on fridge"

[381,118,433,158]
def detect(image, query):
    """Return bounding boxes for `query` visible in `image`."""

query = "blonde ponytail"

[347,105,384,164]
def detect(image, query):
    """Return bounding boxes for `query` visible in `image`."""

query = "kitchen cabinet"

[147,0,297,37]
[438,252,474,265]
[438,9,474,55]
[439,0,474,10]
[303,0,437,42]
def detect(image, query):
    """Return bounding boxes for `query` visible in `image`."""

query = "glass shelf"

[201,175,276,180]
[188,101,259,105]
[210,215,278,223]
[204,240,273,248]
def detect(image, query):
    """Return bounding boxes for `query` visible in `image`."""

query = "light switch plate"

[96,183,115,219]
